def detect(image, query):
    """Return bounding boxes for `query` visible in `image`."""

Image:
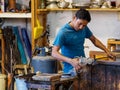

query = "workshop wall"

[47,11,120,57]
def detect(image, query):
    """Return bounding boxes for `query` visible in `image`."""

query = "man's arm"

[52,46,72,63]
[52,46,81,71]
[89,35,115,59]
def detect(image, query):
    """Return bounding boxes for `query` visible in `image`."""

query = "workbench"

[78,59,120,90]
[26,76,77,90]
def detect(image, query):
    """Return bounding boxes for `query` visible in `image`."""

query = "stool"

[13,64,34,75]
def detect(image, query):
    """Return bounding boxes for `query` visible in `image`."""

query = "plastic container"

[15,77,27,90]
[0,74,6,90]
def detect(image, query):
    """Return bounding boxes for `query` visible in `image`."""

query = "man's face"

[73,17,88,31]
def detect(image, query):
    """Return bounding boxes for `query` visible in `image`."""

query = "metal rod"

[95,56,109,60]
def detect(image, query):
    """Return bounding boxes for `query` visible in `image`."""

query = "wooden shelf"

[37,8,120,13]
[0,13,31,18]
[88,8,120,11]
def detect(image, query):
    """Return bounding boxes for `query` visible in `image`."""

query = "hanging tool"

[34,18,43,39]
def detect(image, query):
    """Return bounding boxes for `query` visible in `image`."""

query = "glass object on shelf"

[46,0,58,9]
[40,0,45,9]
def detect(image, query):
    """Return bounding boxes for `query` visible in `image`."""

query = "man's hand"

[70,58,82,72]
[106,51,116,61]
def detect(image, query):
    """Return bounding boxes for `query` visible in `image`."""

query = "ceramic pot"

[57,0,69,8]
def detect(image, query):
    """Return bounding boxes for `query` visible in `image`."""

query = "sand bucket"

[0,74,6,90]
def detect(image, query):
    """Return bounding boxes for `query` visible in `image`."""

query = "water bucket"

[0,74,6,90]
[15,77,27,90]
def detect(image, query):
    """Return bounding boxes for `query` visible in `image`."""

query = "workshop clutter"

[2,26,31,89]
[2,26,31,72]
[2,26,31,65]
[0,0,31,12]
[33,46,52,56]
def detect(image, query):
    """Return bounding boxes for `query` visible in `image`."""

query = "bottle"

[110,0,116,8]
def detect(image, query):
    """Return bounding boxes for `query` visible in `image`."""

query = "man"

[52,8,115,89]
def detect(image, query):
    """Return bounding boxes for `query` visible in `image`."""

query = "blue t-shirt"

[53,23,93,73]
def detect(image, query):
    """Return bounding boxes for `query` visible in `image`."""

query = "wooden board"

[32,73,61,81]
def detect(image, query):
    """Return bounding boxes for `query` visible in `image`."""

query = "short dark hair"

[75,8,91,22]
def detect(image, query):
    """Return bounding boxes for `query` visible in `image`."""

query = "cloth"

[53,22,93,73]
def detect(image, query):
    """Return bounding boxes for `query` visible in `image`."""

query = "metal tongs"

[76,56,94,73]
[78,56,112,66]
[79,56,94,66]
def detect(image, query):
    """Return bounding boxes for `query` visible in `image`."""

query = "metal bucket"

[32,56,58,73]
